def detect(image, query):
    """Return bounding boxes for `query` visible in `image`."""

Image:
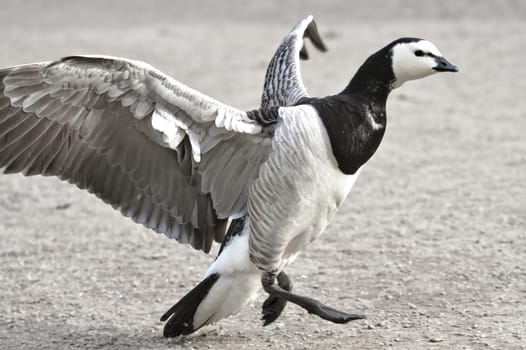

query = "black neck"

[303,48,396,175]
[340,49,394,107]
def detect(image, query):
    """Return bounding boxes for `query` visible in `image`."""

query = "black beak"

[433,56,459,72]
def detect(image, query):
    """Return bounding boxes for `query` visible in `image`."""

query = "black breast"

[298,95,386,175]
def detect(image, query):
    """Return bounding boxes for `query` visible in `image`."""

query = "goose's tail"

[161,218,261,337]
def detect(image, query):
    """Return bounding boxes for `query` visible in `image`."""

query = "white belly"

[248,105,360,273]
[281,165,360,264]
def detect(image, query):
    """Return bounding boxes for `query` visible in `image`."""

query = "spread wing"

[0,56,272,253]
[261,15,327,109]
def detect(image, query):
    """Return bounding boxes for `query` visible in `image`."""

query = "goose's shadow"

[3,321,230,350]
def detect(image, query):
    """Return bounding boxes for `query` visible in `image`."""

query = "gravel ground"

[0,1,525,349]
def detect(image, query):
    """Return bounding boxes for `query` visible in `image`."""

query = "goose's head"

[389,38,458,88]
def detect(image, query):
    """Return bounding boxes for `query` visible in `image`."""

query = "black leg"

[261,273,365,324]
[262,271,292,326]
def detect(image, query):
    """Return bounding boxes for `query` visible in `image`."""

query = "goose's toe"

[262,295,287,326]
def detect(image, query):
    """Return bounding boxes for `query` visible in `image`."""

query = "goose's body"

[0,16,457,337]
[250,104,361,272]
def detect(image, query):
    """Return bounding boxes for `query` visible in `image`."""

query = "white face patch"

[416,40,442,56]
[391,40,443,88]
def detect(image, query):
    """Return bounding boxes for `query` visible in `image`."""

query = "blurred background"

[0,1,525,349]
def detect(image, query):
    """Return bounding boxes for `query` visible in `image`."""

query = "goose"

[0,16,458,337]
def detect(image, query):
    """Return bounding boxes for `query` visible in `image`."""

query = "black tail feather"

[161,273,220,338]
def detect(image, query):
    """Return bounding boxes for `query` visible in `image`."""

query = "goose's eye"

[414,50,424,57]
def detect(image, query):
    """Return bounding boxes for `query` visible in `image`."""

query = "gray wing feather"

[200,133,271,218]
[0,57,267,253]
[261,15,327,109]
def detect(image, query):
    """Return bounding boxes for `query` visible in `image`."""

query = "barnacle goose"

[0,16,458,337]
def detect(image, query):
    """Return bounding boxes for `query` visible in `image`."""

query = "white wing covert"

[0,56,272,252]
[261,15,327,109]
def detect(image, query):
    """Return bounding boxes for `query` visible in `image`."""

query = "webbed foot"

[261,272,365,324]
[262,271,292,326]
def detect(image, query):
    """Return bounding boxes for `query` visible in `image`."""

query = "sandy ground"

[1,1,525,349]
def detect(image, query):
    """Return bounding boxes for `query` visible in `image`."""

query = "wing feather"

[261,15,327,109]
[0,54,271,253]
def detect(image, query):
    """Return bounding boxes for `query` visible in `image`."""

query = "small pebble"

[429,337,443,343]
[375,321,387,328]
